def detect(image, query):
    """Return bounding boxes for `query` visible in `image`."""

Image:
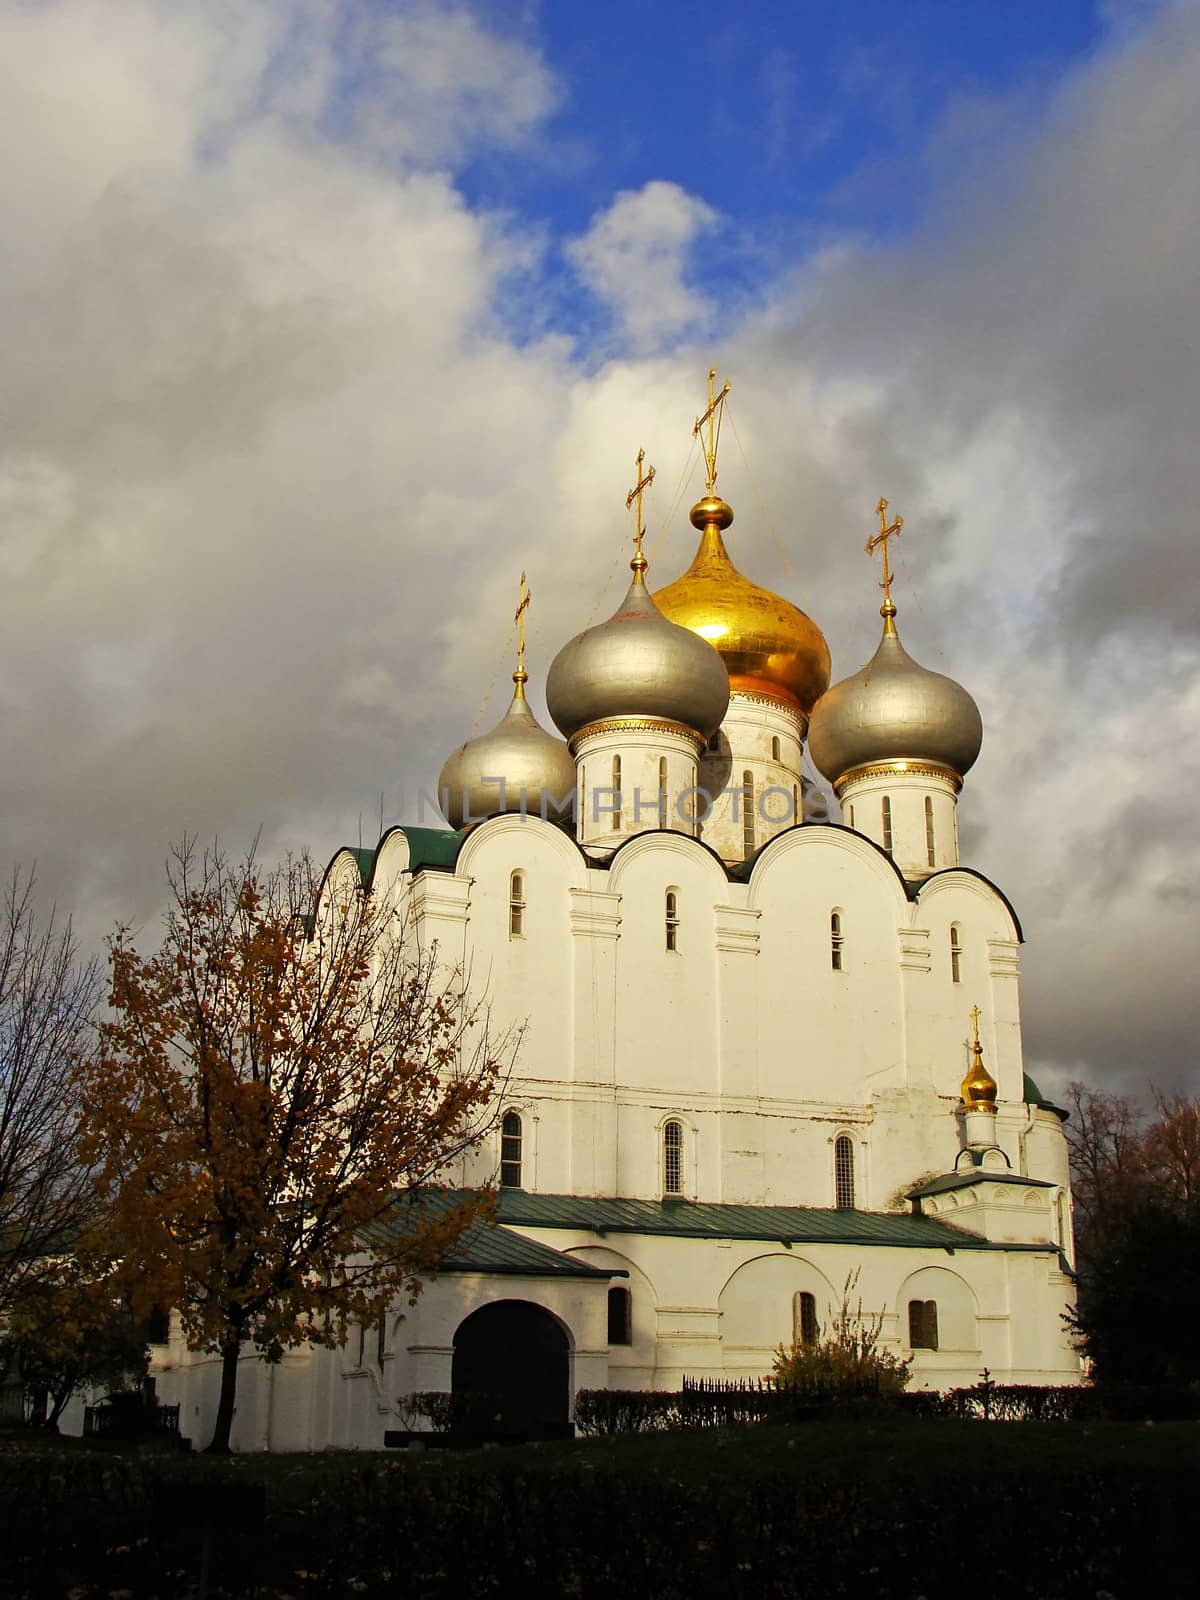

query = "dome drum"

[832,757,963,799]
[568,714,708,758]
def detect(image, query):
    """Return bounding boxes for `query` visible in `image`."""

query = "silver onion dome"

[808,613,983,786]
[439,676,576,828]
[546,565,730,741]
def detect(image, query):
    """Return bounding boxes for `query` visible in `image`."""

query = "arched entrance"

[452,1299,570,1437]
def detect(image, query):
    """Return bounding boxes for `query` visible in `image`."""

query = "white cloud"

[566,181,718,348]
[0,0,1197,1103]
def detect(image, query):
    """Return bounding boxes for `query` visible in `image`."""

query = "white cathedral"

[148,381,1080,1450]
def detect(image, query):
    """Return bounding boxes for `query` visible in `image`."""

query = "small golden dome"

[653,497,831,714]
[960,1039,998,1113]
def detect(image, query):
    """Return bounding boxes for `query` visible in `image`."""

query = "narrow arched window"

[908,1300,938,1350]
[509,871,525,937]
[793,1291,818,1347]
[834,1135,855,1209]
[742,770,755,857]
[608,1286,632,1345]
[500,1111,523,1188]
[663,1119,684,1195]
[847,802,855,830]
[950,923,962,984]
[665,889,679,952]
[771,735,781,762]
[578,764,585,824]
[881,795,893,853]
[658,756,668,825]
[793,784,800,823]
[830,910,844,971]
[925,796,936,868]
[612,754,622,830]
[376,1316,388,1366]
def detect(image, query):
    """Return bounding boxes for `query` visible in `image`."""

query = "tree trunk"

[206,1332,242,1453]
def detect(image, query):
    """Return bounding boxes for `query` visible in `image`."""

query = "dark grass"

[2,1421,1197,1598]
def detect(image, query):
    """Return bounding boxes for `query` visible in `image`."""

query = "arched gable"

[744,823,911,914]
[895,1264,979,1353]
[915,868,1023,944]
[606,828,730,896]
[457,812,589,889]
[717,1252,841,1358]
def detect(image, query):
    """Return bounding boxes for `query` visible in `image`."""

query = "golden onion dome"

[653,495,831,714]
[439,672,576,829]
[546,557,729,743]
[808,607,983,789]
[960,1015,998,1112]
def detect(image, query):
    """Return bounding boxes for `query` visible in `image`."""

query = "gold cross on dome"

[513,572,531,679]
[625,448,656,568]
[866,496,904,612]
[693,366,732,493]
[969,1004,983,1046]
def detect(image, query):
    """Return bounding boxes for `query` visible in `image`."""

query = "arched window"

[950,923,963,984]
[771,735,781,762]
[925,796,936,868]
[793,1291,818,1347]
[508,871,525,938]
[658,756,669,825]
[793,784,800,823]
[612,754,622,830]
[500,1111,523,1188]
[847,803,855,830]
[834,1134,855,1209]
[742,770,755,857]
[145,1305,171,1345]
[830,910,844,971]
[881,795,893,853]
[908,1300,939,1350]
[663,1119,684,1195]
[665,889,679,952]
[376,1315,388,1366]
[608,1286,632,1346]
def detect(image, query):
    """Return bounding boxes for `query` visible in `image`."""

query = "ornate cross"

[969,1004,983,1047]
[693,366,732,493]
[625,448,656,568]
[866,496,904,611]
[513,572,531,680]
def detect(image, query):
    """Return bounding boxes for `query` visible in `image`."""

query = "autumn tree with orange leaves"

[76,842,513,1453]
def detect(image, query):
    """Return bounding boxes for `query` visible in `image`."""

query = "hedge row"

[574,1380,1200,1433]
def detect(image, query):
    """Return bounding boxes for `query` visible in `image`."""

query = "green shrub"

[770,1270,911,1396]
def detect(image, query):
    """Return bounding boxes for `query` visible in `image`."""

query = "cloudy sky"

[1,0,1196,1097]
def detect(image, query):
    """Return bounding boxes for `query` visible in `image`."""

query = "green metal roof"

[906,1170,1055,1200]
[399,825,466,874]
[1023,1071,1069,1121]
[342,827,465,892]
[495,1190,1042,1253]
[364,1189,619,1280]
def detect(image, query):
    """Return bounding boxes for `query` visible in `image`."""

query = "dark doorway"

[451,1299,570,1438]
